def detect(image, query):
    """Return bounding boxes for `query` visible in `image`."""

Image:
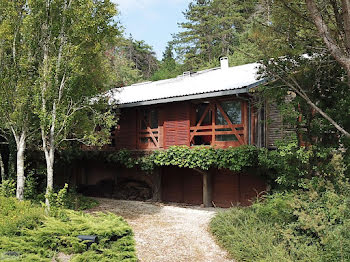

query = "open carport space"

[161,167,266,208]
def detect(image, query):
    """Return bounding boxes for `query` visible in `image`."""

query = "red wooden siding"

[161,167,266,207]
[112,96,260,150]
[163,102,190,148]
[239,173,266,206]
[161,167,203,205]
[212,169,266,207]
[115,108,137,149]
[212,169,240,207]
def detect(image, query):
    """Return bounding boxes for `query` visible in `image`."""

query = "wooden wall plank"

[115,108,137,149]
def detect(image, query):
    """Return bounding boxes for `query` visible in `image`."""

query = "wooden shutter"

[163,102,190,148]
[115,108,137,149]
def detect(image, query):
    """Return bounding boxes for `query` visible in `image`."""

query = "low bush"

[0,197,137,261]
[210,178,350,262]
[0,179,16,197]
[0,196,44,236]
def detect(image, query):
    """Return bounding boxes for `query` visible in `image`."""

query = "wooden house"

[74,58,289,207]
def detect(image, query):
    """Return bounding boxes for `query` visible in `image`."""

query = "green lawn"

[0,196,137,261]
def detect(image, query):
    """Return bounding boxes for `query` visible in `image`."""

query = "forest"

[1,0,350,261]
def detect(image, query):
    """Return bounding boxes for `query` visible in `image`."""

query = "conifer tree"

[173,0,258,70]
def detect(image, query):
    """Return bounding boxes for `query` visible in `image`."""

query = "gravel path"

[88,198,233,262]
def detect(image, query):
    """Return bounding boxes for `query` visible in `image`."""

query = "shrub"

[210,177,350,262]
[0,179,16,197]
[0,196,44,236]
[65,191,99,211]
[24,170,42,201]
[258,141,336,189]
[0,197,137,261]
[45,184,98,216]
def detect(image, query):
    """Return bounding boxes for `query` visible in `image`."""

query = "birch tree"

[0,0,37,199]
[23,0,119,207]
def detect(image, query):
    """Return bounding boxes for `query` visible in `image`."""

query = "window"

[216,101,241,142]
[191,100,243,146]
[193,102,212,145]
[216,101,241,125]
[139,108,159,147]
[196,103,212,125]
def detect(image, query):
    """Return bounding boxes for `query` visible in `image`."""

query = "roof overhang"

[118,79,266,108]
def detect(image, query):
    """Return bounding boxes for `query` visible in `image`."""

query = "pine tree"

[151,42,182,81]
[173,0,259,70]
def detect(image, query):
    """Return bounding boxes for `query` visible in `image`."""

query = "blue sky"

[112,0,192,60]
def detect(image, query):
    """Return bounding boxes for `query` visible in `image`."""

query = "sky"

[112,0,192,60]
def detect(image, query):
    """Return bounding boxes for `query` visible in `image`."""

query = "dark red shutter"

[164,102,190,148]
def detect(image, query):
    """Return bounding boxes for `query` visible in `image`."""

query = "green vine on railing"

[57,142,339,189]
[60,145,261,173]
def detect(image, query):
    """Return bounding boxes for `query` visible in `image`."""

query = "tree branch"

[266,63,350,138]
[305,0,350,73]
[341,0,350,53]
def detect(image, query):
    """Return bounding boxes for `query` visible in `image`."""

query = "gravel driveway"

[88,198,233,262]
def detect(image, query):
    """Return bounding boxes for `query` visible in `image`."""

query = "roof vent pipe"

[220,57,229,70]
[183,71,191,77]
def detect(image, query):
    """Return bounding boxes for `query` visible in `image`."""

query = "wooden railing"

[190,124,245,146]
[138,127,160,149]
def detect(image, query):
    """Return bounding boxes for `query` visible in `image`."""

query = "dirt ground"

[88,198,234,262]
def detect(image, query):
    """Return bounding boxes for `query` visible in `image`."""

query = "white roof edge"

[111,62,264,106]
[119,79,266,108]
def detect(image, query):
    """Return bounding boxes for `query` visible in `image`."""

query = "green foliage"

[0,197,136,261]
[173,0,260,70]
[0,179,16,197]
[113,35,159,83]
[24,170,40,201]
[106,149,136,169]
[45,184,99,217]
[254,0,350,149]
[151,42,183,81]
[150,145,259,171]
[68,145,261,174]
[210,177,350,261]
[46,184,69,209]
[211,205,290,261]
[258,140,336,189]
[0,197,44,236]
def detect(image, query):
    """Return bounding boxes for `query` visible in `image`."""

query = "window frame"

[137,107,160,149]
[190,98,247,147]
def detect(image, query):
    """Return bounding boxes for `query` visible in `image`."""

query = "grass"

[0,196,137,261]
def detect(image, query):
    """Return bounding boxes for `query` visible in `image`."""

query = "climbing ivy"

[57,143,338,190]
[150,145,259,172]
[59,145,261,173]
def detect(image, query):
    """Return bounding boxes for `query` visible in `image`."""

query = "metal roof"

[109,62,264,108]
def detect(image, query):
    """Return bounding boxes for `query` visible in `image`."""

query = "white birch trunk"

[0,151,5,182]
[44,145,55,207]
[15,131,26,200]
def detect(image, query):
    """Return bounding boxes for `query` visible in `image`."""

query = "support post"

[152,167,162,201]
[203,171,212,207]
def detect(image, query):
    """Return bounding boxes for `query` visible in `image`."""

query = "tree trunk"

[16,131,26,200]
[44,146,55,207]
[0,151,5,182]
